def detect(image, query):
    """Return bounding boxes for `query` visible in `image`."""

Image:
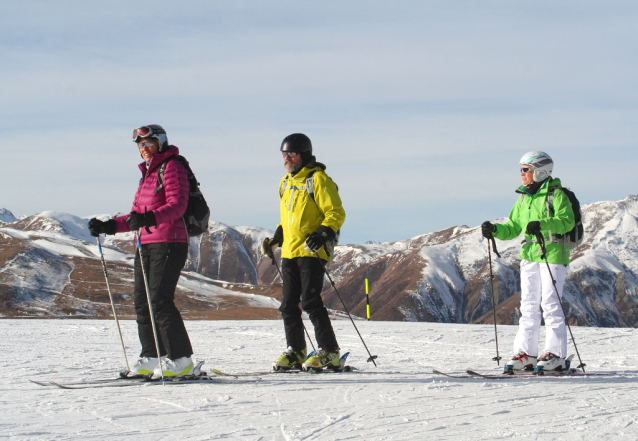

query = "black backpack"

[155,155,210,236]
[546,186,584,249]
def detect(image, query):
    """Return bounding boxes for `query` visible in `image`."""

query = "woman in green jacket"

[482,151,575,373]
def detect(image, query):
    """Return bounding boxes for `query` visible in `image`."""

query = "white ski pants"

[513,260,568,358]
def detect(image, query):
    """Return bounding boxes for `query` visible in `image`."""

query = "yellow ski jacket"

[277,162,345,260]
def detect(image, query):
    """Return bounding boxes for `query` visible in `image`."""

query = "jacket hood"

[290,158,326,179]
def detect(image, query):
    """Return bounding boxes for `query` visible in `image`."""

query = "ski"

[29,361,215,388]
[432,370,471,379]
[29,375,148,387]
[213,352,356,377]
[432,368,613,380]
[465,369,615,379]
[38,375,260,389]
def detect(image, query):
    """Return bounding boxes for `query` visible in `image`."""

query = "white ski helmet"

[520,151,553,182]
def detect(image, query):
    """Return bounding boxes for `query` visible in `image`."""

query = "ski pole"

[487,237,502,365]
[535,233,586,372]
[313,248,378,366]
[96,236,131,373]
[269,253,317,353]
[135,232,165,379]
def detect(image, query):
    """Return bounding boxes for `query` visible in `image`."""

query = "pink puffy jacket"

[114,145,189,244]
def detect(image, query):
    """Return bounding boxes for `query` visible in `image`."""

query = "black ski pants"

[280,257,339,352]
[133,242,193,360]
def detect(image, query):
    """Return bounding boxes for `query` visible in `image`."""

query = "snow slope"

[3,319,638,440]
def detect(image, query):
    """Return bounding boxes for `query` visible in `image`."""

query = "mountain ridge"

[1,195,636,326]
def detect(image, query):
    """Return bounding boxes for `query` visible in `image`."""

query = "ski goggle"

[282,151,299,158]
[520,166,535,173]
[132,126,155,142]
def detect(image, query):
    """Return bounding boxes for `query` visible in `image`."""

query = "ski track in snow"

[3,320,638,440]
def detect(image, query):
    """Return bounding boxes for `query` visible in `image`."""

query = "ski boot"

[534,353,566,374]
[302,349,341,372]
[273,347,307,371]
[153,356,195,378]
[503,352,537,374]
[130,356,166,376]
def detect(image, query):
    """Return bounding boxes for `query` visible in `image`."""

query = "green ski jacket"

[493,177,575,265]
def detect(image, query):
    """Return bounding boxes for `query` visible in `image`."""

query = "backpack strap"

[154,157,177,194]
[546,186,556,216]
[545,185,574,261]
[545,186,556,243]
[305,170,318,206]
[279,170,320,210]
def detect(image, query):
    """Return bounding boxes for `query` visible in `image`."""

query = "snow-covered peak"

[0,208,17,224]
[12,211,95,243]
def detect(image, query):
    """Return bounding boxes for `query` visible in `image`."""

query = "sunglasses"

[138,140,156,149]
[521,166,535,173]
[282,151,300,158]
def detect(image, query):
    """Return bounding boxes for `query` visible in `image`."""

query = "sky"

[1,1,636,245]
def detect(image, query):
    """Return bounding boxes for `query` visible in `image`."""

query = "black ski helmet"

[132,124,169,153]
[280,133,312,154]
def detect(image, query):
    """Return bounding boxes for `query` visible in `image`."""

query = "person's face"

[283,151,303,173]
[521,164,535,186]
[138,139,159,162]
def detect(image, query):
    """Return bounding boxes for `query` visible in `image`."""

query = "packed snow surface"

[3,320,638,440]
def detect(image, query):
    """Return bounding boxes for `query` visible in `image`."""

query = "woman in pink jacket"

[88,125,194,378]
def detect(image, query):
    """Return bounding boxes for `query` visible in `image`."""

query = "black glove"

[126,211,157,231]
[525,221,542,236]
[88,218,116,237]
[481,221,496,239]
[304,226,335,253]
[261,226,284,259]
[272,225,284,246]
[315,225,336,243]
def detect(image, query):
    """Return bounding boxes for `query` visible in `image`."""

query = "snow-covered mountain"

[0,212,281,319]
[0,208,18,224]
[323,195,638,327]
[1,195,637,326]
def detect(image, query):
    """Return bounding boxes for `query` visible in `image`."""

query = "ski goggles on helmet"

[282,151,299,158]
[132,126,165,143]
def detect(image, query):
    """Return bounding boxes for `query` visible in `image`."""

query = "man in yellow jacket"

[261,133,346,371]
